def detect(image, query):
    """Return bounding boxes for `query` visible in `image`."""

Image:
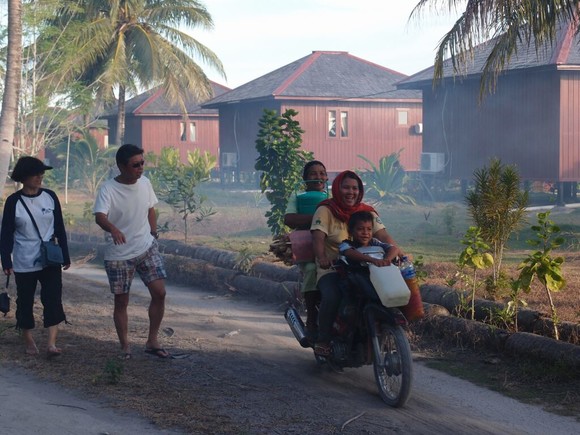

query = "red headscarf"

[317,170,376,222]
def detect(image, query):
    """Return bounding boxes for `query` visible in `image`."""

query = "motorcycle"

[285,256,413,408]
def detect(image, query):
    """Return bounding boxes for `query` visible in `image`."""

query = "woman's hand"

[317,255,332,269]
[385,245,405,264]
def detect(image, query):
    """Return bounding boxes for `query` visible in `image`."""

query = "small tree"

[457,226,494,320]
[147,147,216,243]
[515,211,566,340]
[357,151,416,205]
[465,158,528,289]
[255,108,312,236]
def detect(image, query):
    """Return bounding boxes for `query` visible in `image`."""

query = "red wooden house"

[102,81,230,163]
[397,21,580,201]
[202,51,423,179]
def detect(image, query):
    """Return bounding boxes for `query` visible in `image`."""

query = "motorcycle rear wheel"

[373,323,413,407]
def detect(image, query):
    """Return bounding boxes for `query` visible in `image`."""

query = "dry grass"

[422,256,580,326]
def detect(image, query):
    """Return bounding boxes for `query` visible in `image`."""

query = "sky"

[193,0,460,89]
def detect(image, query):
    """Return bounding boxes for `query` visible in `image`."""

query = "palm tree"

[41,0,225,145]
[0,0,23,199]
[54,127,118,198]
[357,152,416,205]
[411,1,580,94]
[465,159,529,288]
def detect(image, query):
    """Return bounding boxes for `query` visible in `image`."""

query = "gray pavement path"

[0,368,183,435]
[0,264,183,435]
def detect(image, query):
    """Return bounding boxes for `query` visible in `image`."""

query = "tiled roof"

[203,51,421,107]
[105,81,230,117]
[398,20,580,88]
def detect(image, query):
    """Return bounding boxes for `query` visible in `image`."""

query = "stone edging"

[67,236,580,368]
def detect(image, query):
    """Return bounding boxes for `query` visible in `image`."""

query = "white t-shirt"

[13,193,56,272]
[93,176,158,261]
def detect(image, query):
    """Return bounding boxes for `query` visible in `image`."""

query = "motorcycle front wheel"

[372,323,413,407]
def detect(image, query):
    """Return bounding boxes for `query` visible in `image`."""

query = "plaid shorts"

[104,241,167,295]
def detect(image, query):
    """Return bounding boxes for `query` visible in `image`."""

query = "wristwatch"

[151,231,159,239]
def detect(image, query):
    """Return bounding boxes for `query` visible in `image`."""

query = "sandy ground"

[1,260,578,434]
[5,263,571,434]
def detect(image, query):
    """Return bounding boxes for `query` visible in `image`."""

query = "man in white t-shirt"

[94,144,169,359]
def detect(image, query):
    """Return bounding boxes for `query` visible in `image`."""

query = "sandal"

[314,342,331,356]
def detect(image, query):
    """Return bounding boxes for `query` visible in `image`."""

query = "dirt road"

[61,265,579,434]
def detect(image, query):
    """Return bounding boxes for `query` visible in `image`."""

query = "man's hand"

[110,228,126,245]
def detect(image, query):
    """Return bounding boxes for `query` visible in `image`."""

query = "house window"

[328,111,337,137]
[340,111,349,137]
[180,122,186,141]
[189,121,196,142]
[397,110,408,126]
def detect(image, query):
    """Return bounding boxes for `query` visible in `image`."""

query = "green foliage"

[98,358,124,385]
[147,147,216,242]
[36,0,225,145]
[515,211,566,340]
[457,226,494,319]
[465,158,528,286]
[233,245,255,274]
[54,128,118,197]
[482,270,511,299]
[254,109,312,236]
[357,152,416,205]
[413,255,428,282]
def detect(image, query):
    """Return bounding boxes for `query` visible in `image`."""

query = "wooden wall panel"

[218,102,280,171]
[560,72,580,181]
[284,101,422,173]
[134,116,219,164]
[423,71,560,181]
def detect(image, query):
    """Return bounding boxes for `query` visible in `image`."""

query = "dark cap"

[10,156,53,182]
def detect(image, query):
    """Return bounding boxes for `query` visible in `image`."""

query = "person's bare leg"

[145,279,167,355]
[46,325,61,354]
[113,293,131,354]
[22,329,39,355]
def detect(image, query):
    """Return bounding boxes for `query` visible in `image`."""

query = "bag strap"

[18,196,43,240]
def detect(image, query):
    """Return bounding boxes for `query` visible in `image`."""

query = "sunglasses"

[130,160,145,168]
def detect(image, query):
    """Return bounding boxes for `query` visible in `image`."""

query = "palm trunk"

[0,0,23,198]
[115,85,126,146]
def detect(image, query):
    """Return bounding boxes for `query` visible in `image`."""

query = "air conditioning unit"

[221,152,237,167]
[414,123,423,135]
[420,152,445,173]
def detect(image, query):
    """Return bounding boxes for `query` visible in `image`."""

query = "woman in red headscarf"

[310,170,404,356]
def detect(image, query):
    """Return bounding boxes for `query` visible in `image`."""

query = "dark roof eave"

[203,95,421,107]
[126,112,219,118]
[272,95,421,103]
[202,95,277,108]
[398,64,563,89]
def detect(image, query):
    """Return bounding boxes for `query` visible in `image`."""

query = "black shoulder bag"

[0,275,10,316]
[18,196,64,268]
